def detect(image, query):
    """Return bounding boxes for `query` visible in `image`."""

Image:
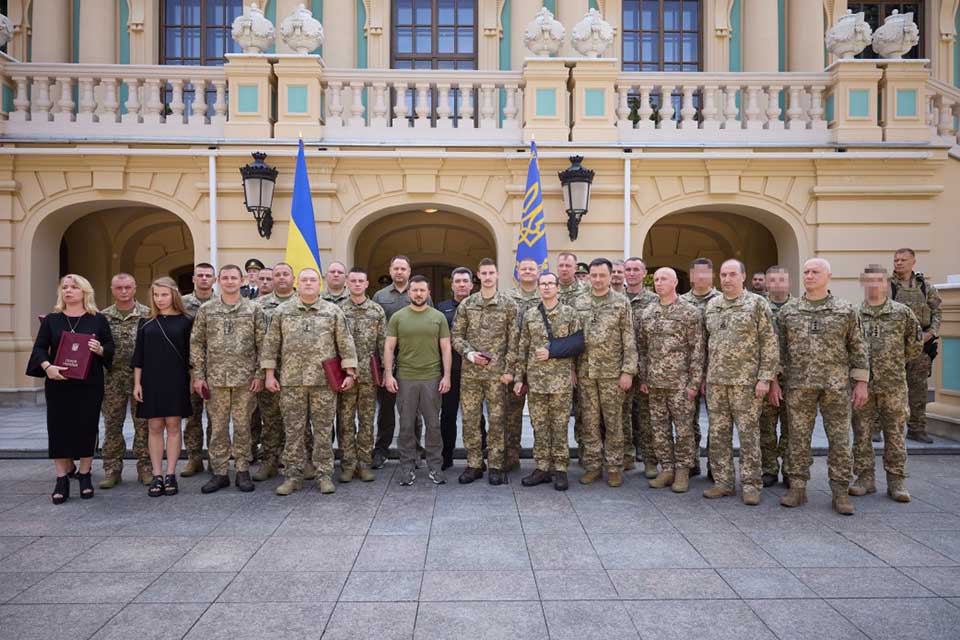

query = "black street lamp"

[558,155,594,241]
[240,151,278,239]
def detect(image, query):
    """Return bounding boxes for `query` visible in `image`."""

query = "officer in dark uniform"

[241,258,265,299]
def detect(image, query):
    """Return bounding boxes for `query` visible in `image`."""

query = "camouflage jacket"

[704,291,779,385]
[261,297,358,387]
[637,298,705,390]
[778,294,869,390]
[102,302,151,378]
[891,272,942,335]
[558,279,588,308]
[859,299,923,393]
[516,302,581,394]
[452,291,519,381]
[681,287,721,314]
[507,286,541,329]
[322,288,349,306]
[574,290,638,380]
[628,289,659,338]
[190,296,266,386]
[182,291,215,319]
[338,296,387,385]
[257,291,297,327]
[766,295,793,382]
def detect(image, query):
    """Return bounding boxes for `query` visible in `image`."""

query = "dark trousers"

[440,369,486,465]
[397,378,443,473]
[374,386,396,455]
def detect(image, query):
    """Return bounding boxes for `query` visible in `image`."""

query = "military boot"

[780,480,807,508]
[235,471,254,492]
[317,476,336,494]
[339,465,355,483]
[643,461,659,479]
[742,486,761,506]
[761,473,778,488]
[703,484,735,499]
[606,471,623,487]
[553,471,569,491]
[180,457,204,477]
[689,459,701,477]
[648,468,675,489]
[201,474,230,494]
[671,467,690,493]
[521,469,553,487]
[886,473,911,503]
[579,469,603,485]
[275,478,302,496]
[623,458,636,471]
[138,467,154,485]
[830,481,855,516]
[98,471,122,489]
[303,462,318,481]
[848,471,876,496]
[357,466,375,482]
[252,461,278,482]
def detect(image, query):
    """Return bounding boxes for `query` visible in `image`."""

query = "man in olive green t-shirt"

[384,276,452,485]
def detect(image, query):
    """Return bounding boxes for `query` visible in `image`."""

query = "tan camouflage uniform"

[891,272,942,437]
[182,291,214,464]
[255,291,297,468]
[626,289,660,466]
[505,286,541,467]
[759,295,792,477]
[559,279,589,454]
[680,287,719,465]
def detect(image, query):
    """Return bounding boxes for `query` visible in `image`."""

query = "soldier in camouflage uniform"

[505,257,542,471]
[851,265,922,502]
[624,257,659,478]
[680,258,720,477]
[99,273,152,488]
[759,266,793,486]
[891,248,942,443]
[452,258,518,485]
[637,268,704,493]
[337,267,386,483]
[190,265,266,494]
[574,258,637,488]
[776,258,869,515]
[750,272,768,298]
[702,260,779,505]
[557,252,588,461]
[263,268,358,496]
[516,272,580,491]
[181,262,216,476]
[611,260,626,295]
[322,261,349,305]
[249,267,275,460]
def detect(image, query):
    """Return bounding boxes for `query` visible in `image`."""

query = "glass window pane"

[415,60,432,69]
[415,0,431,23]
[166,0,182,24]
[438,0,455,24]
[457,0,474,24]
[663,32,680,62]
[682,63,699,72]
[397,0,413,24]
[184,0,201,24]
[206,28,229,61]
[623,33,638,63]
[457,27,474,54]
[682,32,698,61]
[206,0,223,24]
[456,60,475,70]
[642,0,659,29]
[664,0,681,30]
[438,26,454,53]
[415,26,432,52]
[642,32,658,62]
[664,63,682,71]
[682,0,699,30]
[623,1,638,30]
[225,0,243,22]
[165,28,182,58]
[397,27,413,53]
[183,28,201,58]
[437,59,455,70]
[641,62,658,71]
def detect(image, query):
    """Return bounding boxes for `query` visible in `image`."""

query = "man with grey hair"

[322,261,349,305]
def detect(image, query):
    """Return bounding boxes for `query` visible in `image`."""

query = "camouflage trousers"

[505,390,526,467]
[280,385,336,481]
[578,378,624,473]
[621,385,637,465]
[632,389,658,465]
[249,404,263,461]
[905,353,931,434]
[649,388,696,470]
[529,390,571,472]
[706,384,763,490]
[759,396,789,476]
[257,389,285,466]
[690,390,706,465]
[183,391,211,463]
[852,389,909,478]
[461,378,506,470]
[784,388,853,485]
[207,386,257,475]
[336,381,378,470]
[100,374,148,474]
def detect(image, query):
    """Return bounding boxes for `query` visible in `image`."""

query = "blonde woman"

[27,274,114,504]
[132,277,193,497]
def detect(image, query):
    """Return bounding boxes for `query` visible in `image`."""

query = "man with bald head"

[774,258,869,515]
[322,261,349,305]
[637,267,705,493]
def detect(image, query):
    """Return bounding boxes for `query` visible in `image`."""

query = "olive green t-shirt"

[387,306,450,380]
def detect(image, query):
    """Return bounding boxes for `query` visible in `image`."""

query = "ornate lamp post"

[240,151,278,239]
[558,155,594,241]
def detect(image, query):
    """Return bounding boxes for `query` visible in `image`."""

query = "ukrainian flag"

[514,141,549,280]
[285,139,324,284]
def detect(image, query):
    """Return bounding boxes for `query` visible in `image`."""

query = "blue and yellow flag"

[285,139,324,284]
[514,141,549,279]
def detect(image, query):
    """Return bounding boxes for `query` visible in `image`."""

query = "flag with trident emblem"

[514,141,549,280]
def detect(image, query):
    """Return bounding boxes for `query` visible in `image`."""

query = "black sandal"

[148,475,164,497]
[67,463,78,478]
[164,474,179,496]
[77,472,94,499]
[51,475,70,505]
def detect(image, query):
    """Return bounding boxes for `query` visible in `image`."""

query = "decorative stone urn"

[825,10,872,59]
[523,7,565,57]
[571,8,614,58]
[871,9,920,59]
[280,3,324,54]
[231,2,276,54]
[0,13,13,50]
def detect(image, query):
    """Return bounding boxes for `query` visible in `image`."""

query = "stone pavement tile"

[90,603,208,640]
[134,572,236,603]
[419,569,538,601]
[0,537,37,560]
[413,602,548,640]
[368,513,433,536]
[608,568,737,599]
[645,490,720,517]
[208,503,293,537]
[0,603,123,640]
[339,570,422,602]
[844,489,947,514]
[12,571,159,604]
[169,537,266,572]
[1,536,104,572]
[728,512,831,533]
[588,533,708,569]
[430,513,522,535]
[665,513,740,534]
[541,600,640,640]
[842,531,958,567]
[684,532,780,568]
[898,566,960,597]
[904,531,960,563]
[432,501,517,519]
[116,513,226,537]
[519,513,586,535]
[745,599,868,640]
[68,537,199,573]
[827,597,960,640]
[578,509,674,534]
[218,571,347,602]
[623,599,776,640]
[747,531,886,568]
[0,572,48,603]
[244,535,363,572]
[525,534,602,570]
[184,602,334,640]
[533,570,618,600]
[425,534,530,570]
[0,496,33,513]
[321,601,417,640]
[807,511,896,532]
[717,568,818,599]
[870,512,960,532]
[353,535,428,571]
[791,567,934,598]
[513,491,575,516]
[272,512,374,536]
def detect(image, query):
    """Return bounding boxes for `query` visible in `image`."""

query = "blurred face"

[451,272,473,299]
[193,267,215,293]
[557,255,577,283]
[409,281,430,307]
[298,270,321,298]
[61,277,84,304]
[802,259,831,293]
[273,265,294,294]
[589,264,611,292]
[766,270,790,298]
[257,269,274,294]
[347,271,369,297]
[326,262,346,290]
[538,274,559,302]
[624,260,646,287]
[720,261,746,297]
[654,269,678,297]
[219,268,243,295]
[111,276,136,305]
[390,258,412,287]
[690,264,714,290]
[611,263,625,288]
[576,271,589,282]
[153,285,173,311]
[751,273,766,291]
[893,251,916,277]
[517,260,539,285]
[861,271,888,300]
[246,267,261,283]
[478,264,498,290]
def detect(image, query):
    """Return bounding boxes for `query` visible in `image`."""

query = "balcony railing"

[927,78,960,148]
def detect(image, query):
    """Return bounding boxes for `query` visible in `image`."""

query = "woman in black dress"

[132,276,193,497]
[27,274,114,504]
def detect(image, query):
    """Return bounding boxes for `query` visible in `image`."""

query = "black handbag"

[538,303,585,359]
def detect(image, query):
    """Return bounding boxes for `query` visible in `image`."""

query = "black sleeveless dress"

[131,314,194,419]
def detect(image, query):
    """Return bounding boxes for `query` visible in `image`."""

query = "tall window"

[848,2,925,59]
[622,0,702,72]
[160,0,244,66]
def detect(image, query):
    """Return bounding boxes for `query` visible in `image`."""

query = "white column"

[787,0,824,71]
[208,154,218,269]
[79,0,118,63]
[742,0,780,72]
[30,0,71,62]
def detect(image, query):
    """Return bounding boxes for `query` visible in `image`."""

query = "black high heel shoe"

[67,463,78,478]
[51,475,70,505]
[77,472,94,500]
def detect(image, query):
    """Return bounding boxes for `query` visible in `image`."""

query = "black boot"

[458,467,484,484]
[522,469,553,487]
[553,471,569,491]
[488,469,504,486]
[201,474,230,494]
[235,471,254,492]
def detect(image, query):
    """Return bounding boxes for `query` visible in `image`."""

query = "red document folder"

[322,356,346,392]
[53,332,95,380]
[370,354,384,387]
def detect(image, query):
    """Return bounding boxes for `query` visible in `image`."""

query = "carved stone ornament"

[571,8,614,58]
[871,9,920,59]
[231,2,276,54]
[825,10,872,59]
[0,12,13,50]
[523,7,565,57]
[280,3,324,54]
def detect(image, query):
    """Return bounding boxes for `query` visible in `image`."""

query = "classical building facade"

[1,0,959,417]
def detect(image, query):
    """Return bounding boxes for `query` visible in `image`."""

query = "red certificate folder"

[370,354,384,387]
[53,332,95,380]
[322,356,346,392]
